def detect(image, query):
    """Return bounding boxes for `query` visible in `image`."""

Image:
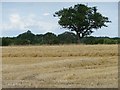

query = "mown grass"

[2,44,118,88]
[2,44,118,57]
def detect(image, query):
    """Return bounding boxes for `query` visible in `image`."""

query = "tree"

[17,30,35,44]
[58,32,77,44]
[43,32,58,44]
[2,37,12,46]
[54,4,111,43]
[35,34,44,44]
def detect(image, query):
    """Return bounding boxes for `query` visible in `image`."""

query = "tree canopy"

[54,4,111,43]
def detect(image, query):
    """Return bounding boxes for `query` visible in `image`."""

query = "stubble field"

[2,45,118,88]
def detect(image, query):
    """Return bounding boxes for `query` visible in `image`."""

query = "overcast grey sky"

[1,2,118,37]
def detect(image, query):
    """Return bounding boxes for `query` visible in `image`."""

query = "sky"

[1,2,118,37]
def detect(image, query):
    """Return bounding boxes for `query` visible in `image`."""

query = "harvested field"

[2,45,118,88]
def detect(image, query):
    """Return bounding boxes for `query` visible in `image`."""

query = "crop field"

[2,45,118,88]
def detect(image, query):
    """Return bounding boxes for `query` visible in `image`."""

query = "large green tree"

[54,4,111,43]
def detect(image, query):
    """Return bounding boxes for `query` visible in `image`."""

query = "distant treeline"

[1,30,120,46]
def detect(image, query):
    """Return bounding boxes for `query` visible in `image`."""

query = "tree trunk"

[76,32,81,44]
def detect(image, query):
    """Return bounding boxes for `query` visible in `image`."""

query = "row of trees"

[1,30,120,46]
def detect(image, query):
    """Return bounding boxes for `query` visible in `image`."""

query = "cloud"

[2,13,25,30]
[37,21,57,32]
[10,13,21,23]
[2,13,58,34]
[43,13,50,16]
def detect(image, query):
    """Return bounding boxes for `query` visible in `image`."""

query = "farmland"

[2,45,118,88]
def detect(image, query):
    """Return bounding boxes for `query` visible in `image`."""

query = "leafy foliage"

[1,30,119,46]
[43,32,59,44]
[17,30,35,44]
[58,32,77,44]
[54,4,111,42]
